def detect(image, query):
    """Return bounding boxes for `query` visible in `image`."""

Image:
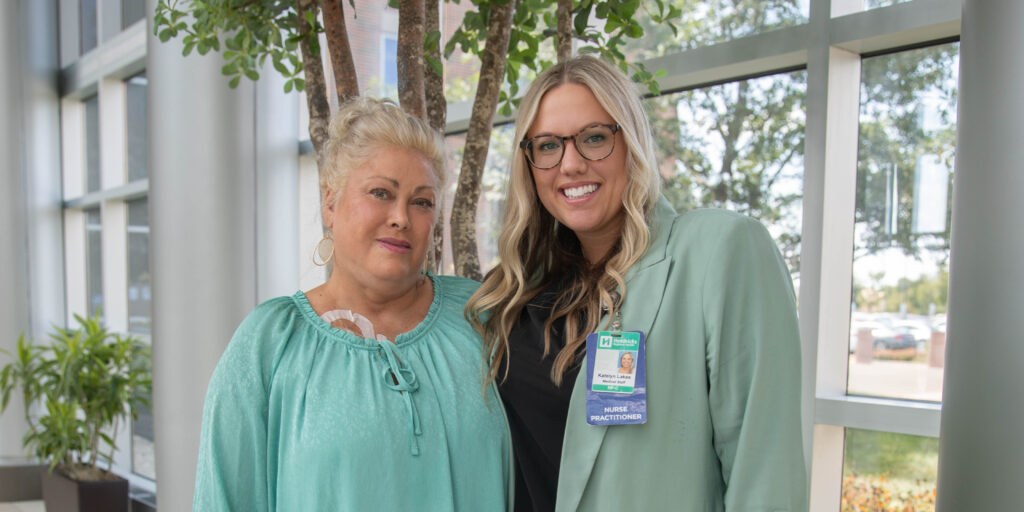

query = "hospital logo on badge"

[598,335,614,348]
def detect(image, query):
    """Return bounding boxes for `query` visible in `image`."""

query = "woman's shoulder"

[227,293,307,351]
[238,294,304,329]
[433,274,482,305]
[667,208,775,253]
[209,294,307,393]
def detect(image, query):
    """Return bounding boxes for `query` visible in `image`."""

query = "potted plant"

[0,313,152,512]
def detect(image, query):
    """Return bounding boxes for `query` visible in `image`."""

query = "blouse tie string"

[376,340,423,456]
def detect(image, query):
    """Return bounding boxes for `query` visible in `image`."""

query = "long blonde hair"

[466,56,661,387]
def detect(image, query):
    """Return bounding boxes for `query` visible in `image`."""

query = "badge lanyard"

[584,304,647,426]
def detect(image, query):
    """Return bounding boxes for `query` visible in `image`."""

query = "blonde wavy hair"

[466,56,661,387]
[320,97,447,213]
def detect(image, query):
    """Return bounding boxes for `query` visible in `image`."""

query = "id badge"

[585,330,647,425]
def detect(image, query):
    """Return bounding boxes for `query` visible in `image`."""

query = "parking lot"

[847,356,944,402]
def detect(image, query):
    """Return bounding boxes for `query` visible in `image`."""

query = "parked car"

[885,317,933,351]
[850,319,917,352]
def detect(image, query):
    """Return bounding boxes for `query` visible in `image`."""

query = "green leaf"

[272,57,289,76]
[574,3,592,35]
[294,78,305,92]
[424,30,442,51]
[443,32,460,59]
[158,28,173,43]
[244,69,260,81]
[304,10,317,27]
[543,12,555,28]
[425,56,443,77]
[222,62,239,76]
[284,79,293,93]
[229,75,241,88]
[309,35,321,56]
[604,17,621,34]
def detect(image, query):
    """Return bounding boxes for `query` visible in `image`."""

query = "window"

[842,428,938,511]
[648,71,807,280]
[126,74,148,182]
[383,36,398,90]
[81,0,98,54]
[85,94,101,193]
[60,8,153,484]
[86,207,104,319]
[849,43,959,402]
[127,198,150,334]
[122,0,146,28]
[624,0,809,59]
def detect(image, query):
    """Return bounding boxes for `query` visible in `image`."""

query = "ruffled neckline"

[292,272,442,350]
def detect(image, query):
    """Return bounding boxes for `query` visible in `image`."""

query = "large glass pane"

[85,95,101,193]
[126,197,155,479]
[842,428,937,511]
[848,43,959,402]
[647,71,807,280]
[122,0,146,28]
[626,0,809,60]
[127,198,151,334]
[383,37,398,92]
[81,0,98,54]
[442,123,515,274]
[126,74,148,182]
[86,208,104,320]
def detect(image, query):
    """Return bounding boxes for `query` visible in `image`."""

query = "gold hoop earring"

[312,234,335,266]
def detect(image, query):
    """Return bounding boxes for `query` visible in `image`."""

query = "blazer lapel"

[556,197,677,511]
[621,196,676,337]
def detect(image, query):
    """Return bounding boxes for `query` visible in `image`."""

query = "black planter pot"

[41,470,129,512]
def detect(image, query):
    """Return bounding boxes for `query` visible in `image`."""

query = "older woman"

[194,97,511,511]
[468,56,806,511]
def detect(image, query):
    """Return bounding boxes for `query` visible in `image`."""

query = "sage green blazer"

[556,197,807,511]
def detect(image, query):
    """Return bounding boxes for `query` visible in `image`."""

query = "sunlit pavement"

[848,357,944,402]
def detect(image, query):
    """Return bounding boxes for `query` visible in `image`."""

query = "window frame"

[58,2,154,492]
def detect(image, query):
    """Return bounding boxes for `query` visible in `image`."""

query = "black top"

[497,282,580,512]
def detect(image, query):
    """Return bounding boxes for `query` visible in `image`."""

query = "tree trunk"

[450,0,517,280]
[296,0,331,168]
[556,0,572,62]
[397,0,426,119]
[424,0,447,273]
[321,0,360,104]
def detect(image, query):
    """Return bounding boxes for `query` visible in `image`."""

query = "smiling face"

[323,145,438,290]
[527,82,628,263]
[620,352,634,370]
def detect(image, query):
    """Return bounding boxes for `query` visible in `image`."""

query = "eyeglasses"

[519,123,621,170]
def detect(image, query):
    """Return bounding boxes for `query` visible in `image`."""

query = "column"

[936,1,1024,510]
[146,1,297,508]
[0,0,32,463]
[0,0,63,461]
[0,1,61,502]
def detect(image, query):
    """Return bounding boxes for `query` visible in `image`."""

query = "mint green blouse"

[193,275,512,511]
